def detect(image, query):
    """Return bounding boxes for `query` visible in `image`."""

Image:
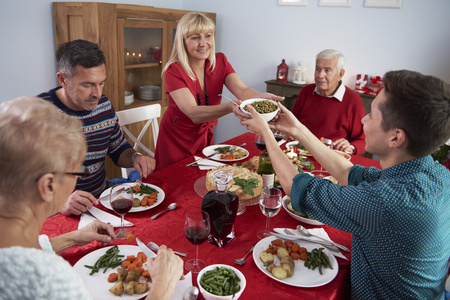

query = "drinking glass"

[257,188,282,239]
[320,137,333,171]
[110,184,133,239]
[184,209,211,273]
[272,129,284,143]
[255,134,266,152]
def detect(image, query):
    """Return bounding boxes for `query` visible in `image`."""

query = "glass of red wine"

[255,134,266,152]
[110,184,133,240]
[257,188,282,239]
[184,209,210,273]
[272,129,284,143]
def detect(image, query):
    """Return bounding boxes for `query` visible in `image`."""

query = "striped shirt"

[291,156,450,299]
[38,87,131,196]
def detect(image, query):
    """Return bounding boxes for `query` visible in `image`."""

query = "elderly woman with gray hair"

[0,97,182,300]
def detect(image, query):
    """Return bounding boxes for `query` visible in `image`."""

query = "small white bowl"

[124,91,134,106]
[197,264,246,300]
[239,98,279,122]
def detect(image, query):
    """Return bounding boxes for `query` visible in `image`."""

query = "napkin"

[170,272,193,300]
[78,206,134,229]
[193,156,226,170]
[274,228,347,260]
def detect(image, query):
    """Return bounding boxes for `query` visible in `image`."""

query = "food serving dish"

[202,145,249,162]
[285,141,312,156]
[99,182,165,213]
[73,245,149,300]
[282,196,324,225]
[197,264,246,300]
[239,98,279,122]
[253,236,338,287]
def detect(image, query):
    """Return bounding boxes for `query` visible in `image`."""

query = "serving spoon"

[218,94,240,106]
[234,245,254,265]
[151,203,177,219]
[147,241,188,257]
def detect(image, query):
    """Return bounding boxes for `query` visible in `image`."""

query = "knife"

[185,152,218,166]
[136,237,156,259]
[270,232,341,253]
[136,237,185,280]
[97,187,126,203]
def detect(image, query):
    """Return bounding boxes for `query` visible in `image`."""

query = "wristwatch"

[130,151,143,164]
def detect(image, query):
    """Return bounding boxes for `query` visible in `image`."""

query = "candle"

[286,148,298,159]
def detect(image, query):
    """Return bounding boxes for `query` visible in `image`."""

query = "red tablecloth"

[40,132,381,300]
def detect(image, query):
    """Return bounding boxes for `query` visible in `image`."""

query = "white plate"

[202,144,249,162]
[282,195,324,225]
[253,236,338,287]
[334,150,351,160]
[285,141,312,156]
[73,245,150,300]
[100,182,165,213]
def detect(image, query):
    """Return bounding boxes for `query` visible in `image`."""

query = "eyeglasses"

[62,165,90,179]
[35,165,90,182]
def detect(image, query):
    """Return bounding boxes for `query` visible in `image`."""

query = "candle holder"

[293,61,307,84]
[276,59,289,83]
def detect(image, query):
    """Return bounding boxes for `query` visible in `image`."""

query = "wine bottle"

[258,150,275,189]
[201,170,238,248]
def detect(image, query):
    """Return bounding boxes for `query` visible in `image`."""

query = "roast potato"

[271,266,288,280]
[125,268,139,283]
[133,282,149,294]
[124,281,136,295]
[117,268,128,282]
[260,251,274,266]
[276,247,289,259]
[109,281,124,296]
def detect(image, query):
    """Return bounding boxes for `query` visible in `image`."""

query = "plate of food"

[285,141,312,156]
[73,245,151,299]
[99,182,165,213]
[282,196,324,225]
[202,144,249,162]
[253,236,338,287]
[334,150,351,160]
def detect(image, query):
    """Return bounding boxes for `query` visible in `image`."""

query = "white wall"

[1,0,449,144]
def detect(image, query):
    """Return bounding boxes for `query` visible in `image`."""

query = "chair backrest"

[116,103,161,179]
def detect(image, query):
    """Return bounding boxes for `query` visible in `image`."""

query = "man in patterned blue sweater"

[38,40,155,216]
[241,70,450,299]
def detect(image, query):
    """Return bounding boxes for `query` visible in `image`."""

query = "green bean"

[199,267,241,296]
[84,245,124,275]
[303,247,332,275]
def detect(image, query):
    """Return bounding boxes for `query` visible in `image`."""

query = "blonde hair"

[162,12,216,81]
[0,97,86,201]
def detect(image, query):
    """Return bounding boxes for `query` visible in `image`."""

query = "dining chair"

[116,103,161,179]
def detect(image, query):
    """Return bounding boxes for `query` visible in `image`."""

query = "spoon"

[151,203,177,219]
[218,94,240,106]
[147,241,188,257]
[182,286,199,300]
[234,245,254,265]
[296,225,350,252]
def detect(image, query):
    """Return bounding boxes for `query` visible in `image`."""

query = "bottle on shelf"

[258,150,275,191]
[201,170,239,248]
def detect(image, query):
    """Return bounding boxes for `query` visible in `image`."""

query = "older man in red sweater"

[292,49,366,154]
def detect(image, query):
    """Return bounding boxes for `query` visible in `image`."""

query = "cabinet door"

[117,18,168,111]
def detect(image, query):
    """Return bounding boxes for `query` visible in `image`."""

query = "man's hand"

[333,138,354,154]
[61,190,98,216]
[133,155,155,178]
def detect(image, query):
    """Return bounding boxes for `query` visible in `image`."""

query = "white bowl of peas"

[197,264,246,300]
[239,98,279,122]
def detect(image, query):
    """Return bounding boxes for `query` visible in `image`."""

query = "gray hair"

[316,49,345,71]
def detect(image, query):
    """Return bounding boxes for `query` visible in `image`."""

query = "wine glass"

[257,188,282,239]
[184,209,211,273]
[110,184,133,239]
[272,129,284,143]
[255,134,266,152]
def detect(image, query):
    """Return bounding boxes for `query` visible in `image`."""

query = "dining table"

[40,132,381,300]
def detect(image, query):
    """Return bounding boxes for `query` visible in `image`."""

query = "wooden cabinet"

[52,2,216,179]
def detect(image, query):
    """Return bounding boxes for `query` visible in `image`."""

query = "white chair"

[116,103,161,179]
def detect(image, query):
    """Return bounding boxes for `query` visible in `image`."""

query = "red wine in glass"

[255,134,266,151]
[109,184,133,240]
[111,198,132,214]
[185,226,208,245]
[184,210,210,273]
